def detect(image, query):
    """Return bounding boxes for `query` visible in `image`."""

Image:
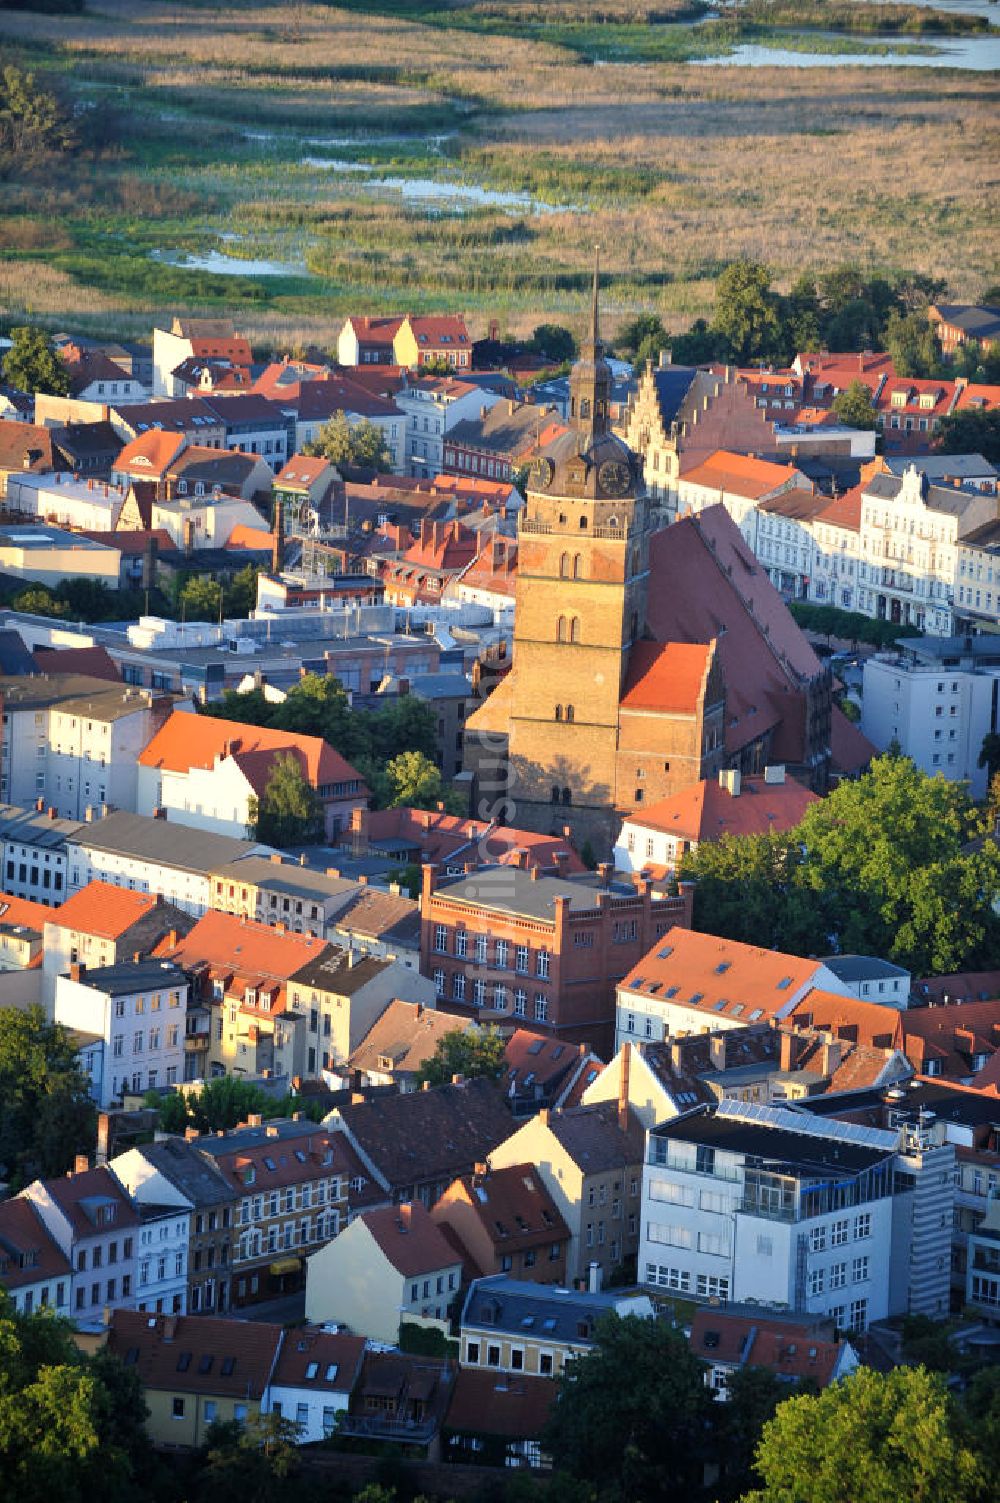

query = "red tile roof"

[620,641,714,715]
[830,706,877,777]
[115,429,187,479]
[49,881,161,940]
[647,507,823,761]
[0,1197,72,1289]
[138,709,364,793]
[362,1200,463,1278]
[814,485,863,531]
[345,316,404,347]
[952,382,1000,413]
[32,645,123,682]
[688,1308,851,1387]
[445,1369,555,1438]
[405,315,470,347]
[226,524,274,551]
[29,1164,139,1239]
[789,990,904,1050]
[625,773,818,845]
[154,908,326,980]
[271,1327,365,1394]
[438,1163,570,1254]
[108,1309,280,1397]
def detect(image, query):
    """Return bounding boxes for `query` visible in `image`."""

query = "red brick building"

[420,862,693,1055]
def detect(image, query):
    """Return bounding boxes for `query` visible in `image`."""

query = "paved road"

[223,1291,306,1324]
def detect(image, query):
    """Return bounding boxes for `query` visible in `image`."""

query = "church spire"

[569,247,611,439]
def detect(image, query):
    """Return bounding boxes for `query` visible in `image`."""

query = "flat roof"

[652,1102,895,1176]
[435,866,636,921]
[69,958,187,994]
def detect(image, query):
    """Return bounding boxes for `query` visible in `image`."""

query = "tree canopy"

[416,1026,506,1088]
[531,323,577,363]
[831,379,877,430]
[201,673,442,810]
[0,1005,95,1189]
[682,755,1000,975]
[145,1077,323,1135]
[303,412,390,472]
[937,406,1000,466]
[0,68,76,180]
[3,325,70,396]
[542,1312,713,1502]
[248,752,323,846]
[741,1366,982,1503]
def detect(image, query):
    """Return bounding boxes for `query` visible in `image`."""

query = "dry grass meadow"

[0,0,996,347]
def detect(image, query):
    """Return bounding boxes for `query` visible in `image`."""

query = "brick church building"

[464,267,840,854]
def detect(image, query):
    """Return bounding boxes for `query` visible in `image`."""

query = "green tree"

[681,831,820,956]
[415,1027,506,1088]
[885,308,943,378]
[11,585,68,618]
[531,323,577,363]
[742,1366,982,1503]
[224,564,260,619]
[832,379,877,430]
[782,273,823,355]
[383,749,450,811]
[0,1005,95,1188]
[793,754,1000,974]
[979,731,1000,785]
[722,1366,797,1499]
[616,313,666,360]
[180,575,223,621]
[936,406,1000,466]
[2,324,70,396]
[144,1087,189,1134]
[710,259,783,365]
[269,672,356,751]
[669,317,722,367]
[0,1292,150,1503]
[193,1412,302,1503]
[543,1312,712,1502]
[0,67,75,179]
[248,752,323,846]
[303,411,390,472]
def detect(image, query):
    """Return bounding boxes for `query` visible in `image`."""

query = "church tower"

[506,257,652,821]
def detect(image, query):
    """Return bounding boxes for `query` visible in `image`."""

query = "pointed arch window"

[573,554,583,579]
[554,705,563,722]
[565,705,575,723]
[561,787,572,806]
[557,616,568,642]
[579,399,591,420]
[551,786,561,804]
[560,553,571,578]
[570,618,581,644]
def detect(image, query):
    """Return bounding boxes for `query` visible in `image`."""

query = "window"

[809,1226,827,1253]
[433,968,445,997]
[172,1398,185,1419]
[831,1219,849,1247]
[515,944,529,973]
[808,1268,825,1297]
[487,1344,501,1367]
[533,995,548,1023]
[434,925,448,953]
[466,1340,480,1364]
[854,1213,871,1240]
[829,1262,846,1290]
[852,1256,869,1283]
[536,950,550,979]
[514,990,527,1017]
[849,1298,868,1333]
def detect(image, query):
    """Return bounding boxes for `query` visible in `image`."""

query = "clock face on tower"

[530,456,555,490]
[598,459,631,497]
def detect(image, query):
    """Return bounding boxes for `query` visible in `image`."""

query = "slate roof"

[460,1275,649,1342]
[109,1310,281,1398]
[348,999,471,1076]
[542,1100,644,1173]
[649,364,700,427]
[332,886,421,946]
[329,1078,513,1193]
[119,1135,233,1208]
[290,945,395,997]
[69,810,260,874]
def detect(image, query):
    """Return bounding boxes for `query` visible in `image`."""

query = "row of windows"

[432,969,549,1021]
[434,929,550,975]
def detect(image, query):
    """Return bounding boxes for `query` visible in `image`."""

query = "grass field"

[0,0,997,351]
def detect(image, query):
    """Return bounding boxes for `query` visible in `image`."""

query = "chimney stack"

[399,1201,412,1232]
[779,1030,800,1073]
[96,1112,110,1167]
[618,1042,631,1133]
[708,1032,727,1072]
[73,1153,89,1175]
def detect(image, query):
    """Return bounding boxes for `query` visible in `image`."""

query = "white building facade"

[54,960,190,1105]
[640,1100,952,1329]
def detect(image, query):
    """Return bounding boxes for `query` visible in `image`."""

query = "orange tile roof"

[0,891,61,934]
[405,314,470,346]
[226,524,274,551]
[138,709,364,791]
[952,382,1000,413]
[274,454,334,487]
[621,928,821,1023]
[115,429,187,478]
[681,449,797,500]
[788,990,904,1050]
[619,641,713,716]
[49,881,161,939]
[155,907,326,979]
[625,773,818,845]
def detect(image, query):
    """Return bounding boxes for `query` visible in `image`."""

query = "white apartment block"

[860,643,999,800]
[640,1100,952,1329]
[134,1205,190,1315]
[396,379,501,478]
[54,959,189,1105]
[0,675,171,820]
[808,501,863,612]
[6,472,127,531]
[0,802,80,906]
[955,520,1000,634]
[22,1164,142,1324]
[856,467,998,635]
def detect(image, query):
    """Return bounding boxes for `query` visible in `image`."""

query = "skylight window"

[777,977,793,990]
[325,1364,338,1381]
[715,961,731,974]
[220,1357,236,1376]
[176,1352,192,1372]
[305,1362,319,1379]
[748,1009,763,1021]
[657,946,673,960]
